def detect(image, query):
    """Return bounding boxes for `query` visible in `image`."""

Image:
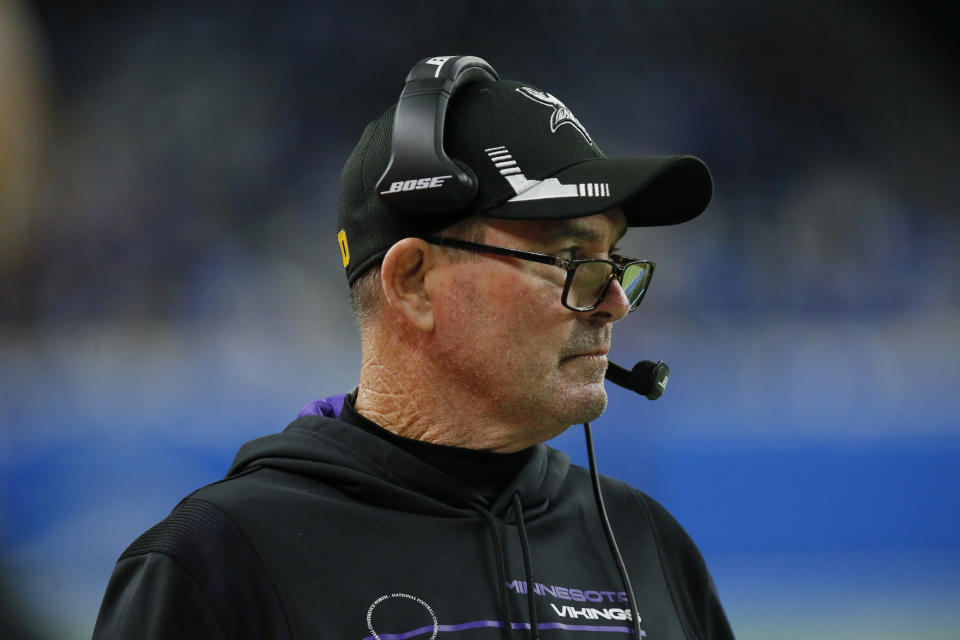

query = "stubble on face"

[546,322,613,423]
[420,208,629,450]
[428,254,612,447]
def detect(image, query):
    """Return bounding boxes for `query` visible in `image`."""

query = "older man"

[94,57,733,640]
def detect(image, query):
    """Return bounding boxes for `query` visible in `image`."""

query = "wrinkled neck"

[339,393,535,500]
[356,327,542,452]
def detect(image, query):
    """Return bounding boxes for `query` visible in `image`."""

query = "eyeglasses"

[424,236,655,312]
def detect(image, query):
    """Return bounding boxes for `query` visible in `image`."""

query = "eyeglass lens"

[621,263,648,306]
[567,261,649,311]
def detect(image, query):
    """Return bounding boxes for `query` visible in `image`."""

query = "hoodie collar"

[228,411,570,520]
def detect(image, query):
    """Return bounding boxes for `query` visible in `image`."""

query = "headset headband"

[375,55,499,214]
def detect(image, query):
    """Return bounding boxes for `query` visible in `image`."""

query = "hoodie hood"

[227,414,571,521]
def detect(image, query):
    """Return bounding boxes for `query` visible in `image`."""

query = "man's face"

[427,207,632,449]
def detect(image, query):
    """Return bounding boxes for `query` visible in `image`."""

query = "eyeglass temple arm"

[426,237,565,267]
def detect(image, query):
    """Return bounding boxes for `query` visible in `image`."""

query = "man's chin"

[560,381,608,425]
[516,386,607,446]
[511,375,610,440]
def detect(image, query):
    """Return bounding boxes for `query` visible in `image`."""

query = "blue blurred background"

[1,1,958,638]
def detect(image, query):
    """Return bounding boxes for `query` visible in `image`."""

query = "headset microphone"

[605,360,670,400]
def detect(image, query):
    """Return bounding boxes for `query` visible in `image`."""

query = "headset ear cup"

[376,55,498,214]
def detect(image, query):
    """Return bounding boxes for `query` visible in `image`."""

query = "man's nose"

[588,278,631,323]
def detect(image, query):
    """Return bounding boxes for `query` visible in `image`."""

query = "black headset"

[375,55,498,214]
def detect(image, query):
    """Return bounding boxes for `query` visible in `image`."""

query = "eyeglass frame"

[423,236,655,313]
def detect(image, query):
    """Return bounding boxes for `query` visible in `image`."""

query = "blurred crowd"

[1,0,957,330]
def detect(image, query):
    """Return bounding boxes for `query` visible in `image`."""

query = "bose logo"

[380,175,453,194]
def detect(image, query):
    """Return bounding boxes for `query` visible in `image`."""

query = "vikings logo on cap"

[515,87,593,144]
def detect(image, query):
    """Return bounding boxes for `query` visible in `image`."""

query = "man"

[94,57,733,640]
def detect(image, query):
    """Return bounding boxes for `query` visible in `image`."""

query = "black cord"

[584,422,643,639]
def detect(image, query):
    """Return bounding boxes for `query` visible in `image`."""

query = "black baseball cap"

[337,77,712,285]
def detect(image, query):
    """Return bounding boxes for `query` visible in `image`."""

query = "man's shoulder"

[563,462,704,560]
[119,497,246,564]
[562,464,732,638]
[120,414,355,562]
[563,461,654,510]
[103,496,293,640]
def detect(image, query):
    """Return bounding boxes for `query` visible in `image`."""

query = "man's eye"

[560,245,620,260]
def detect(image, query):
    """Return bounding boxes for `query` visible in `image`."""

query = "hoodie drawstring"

[512,494,540,640]
[471,501,514,640]
[471,497,541,640]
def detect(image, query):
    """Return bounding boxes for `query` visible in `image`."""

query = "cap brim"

[484,155,713,227]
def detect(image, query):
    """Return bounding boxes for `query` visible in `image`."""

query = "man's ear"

[380,238,436,332]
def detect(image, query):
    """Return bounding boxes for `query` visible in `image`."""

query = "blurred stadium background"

[1,1,958,638]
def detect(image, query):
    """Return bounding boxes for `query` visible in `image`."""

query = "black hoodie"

[93,402,733,640]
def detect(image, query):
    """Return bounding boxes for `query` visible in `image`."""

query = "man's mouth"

[561,349,609,362]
